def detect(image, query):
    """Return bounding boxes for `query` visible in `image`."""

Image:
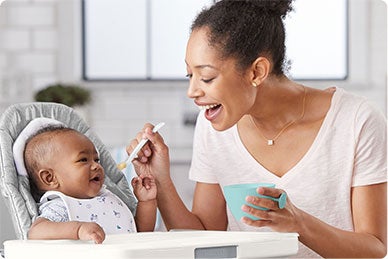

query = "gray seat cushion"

[0,102,137,239]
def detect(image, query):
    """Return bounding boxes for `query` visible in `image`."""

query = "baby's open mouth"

[90,176,101,182]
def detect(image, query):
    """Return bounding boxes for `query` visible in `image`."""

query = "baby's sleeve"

[38,198,70,222]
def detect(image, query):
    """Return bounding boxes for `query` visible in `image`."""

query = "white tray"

[4,231,299,259]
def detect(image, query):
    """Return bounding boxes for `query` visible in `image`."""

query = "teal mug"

[223,183,286,220]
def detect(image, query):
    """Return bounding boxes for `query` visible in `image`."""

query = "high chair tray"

[4,231,298,259]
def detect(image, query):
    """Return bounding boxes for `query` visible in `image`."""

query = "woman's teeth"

[198,104,220,110]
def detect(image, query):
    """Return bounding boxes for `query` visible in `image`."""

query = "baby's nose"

[91,161,101,170]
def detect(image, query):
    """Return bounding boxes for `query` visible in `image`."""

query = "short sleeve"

[189,111,218,183]
[352,101,387,186]
[38,198,69,222]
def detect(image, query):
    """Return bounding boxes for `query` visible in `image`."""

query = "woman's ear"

[38,169,59,189]
[250,56,271,87]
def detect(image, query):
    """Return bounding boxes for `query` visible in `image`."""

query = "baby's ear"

[38,169,59,189]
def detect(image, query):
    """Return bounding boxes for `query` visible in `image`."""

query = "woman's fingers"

[257,187,285,200]
[125,124,156,163]
[125,123,170,182]
[241,189,301,233]
[245,187,287,210]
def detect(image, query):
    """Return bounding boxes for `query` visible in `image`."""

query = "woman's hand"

[241,187,302,233]
[126,123,170,184]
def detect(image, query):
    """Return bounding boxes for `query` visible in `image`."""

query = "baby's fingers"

[131,177,140,189]
[91,232,105,244]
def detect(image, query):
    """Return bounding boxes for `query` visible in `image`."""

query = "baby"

[24,125,156,244]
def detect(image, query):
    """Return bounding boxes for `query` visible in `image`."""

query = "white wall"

[0,0,386,248]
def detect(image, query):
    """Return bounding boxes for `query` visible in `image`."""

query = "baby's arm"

[132,175,157,232]
[28,217,105,244]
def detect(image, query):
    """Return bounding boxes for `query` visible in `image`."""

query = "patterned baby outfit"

[38,186,137,234]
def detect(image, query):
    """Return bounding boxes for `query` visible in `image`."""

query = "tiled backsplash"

[86,82,198,155]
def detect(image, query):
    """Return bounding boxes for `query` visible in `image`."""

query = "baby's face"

[47,131,105,198]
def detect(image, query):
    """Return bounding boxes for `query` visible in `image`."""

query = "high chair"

[0,102,137,240]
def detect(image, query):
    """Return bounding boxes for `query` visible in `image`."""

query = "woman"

[128,0,387,257]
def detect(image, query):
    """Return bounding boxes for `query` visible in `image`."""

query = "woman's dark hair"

[191,0,294,75]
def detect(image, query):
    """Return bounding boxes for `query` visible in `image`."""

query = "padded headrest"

[13,118,65,177]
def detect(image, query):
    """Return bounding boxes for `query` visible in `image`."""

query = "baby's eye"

[78,157,88,162]
[94,158,100,163]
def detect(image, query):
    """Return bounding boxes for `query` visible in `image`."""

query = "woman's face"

[185,28,257,131]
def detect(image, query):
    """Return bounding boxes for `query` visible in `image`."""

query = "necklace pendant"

[267,139,274,146]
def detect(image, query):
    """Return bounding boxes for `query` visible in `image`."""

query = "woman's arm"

[28,217,105,244]
[242,182,387,258]
[129,125,210,230]
[300,183,386,258]
[157,180,227,231]
[130,124,227,231]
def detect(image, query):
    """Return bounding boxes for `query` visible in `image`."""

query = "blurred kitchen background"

[0,0,386,247]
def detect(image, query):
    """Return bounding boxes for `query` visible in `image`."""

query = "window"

[82,0,348,81]
[285,0,347,80]
[82,0,214,80]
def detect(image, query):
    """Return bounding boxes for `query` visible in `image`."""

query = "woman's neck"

[250,79,306,130]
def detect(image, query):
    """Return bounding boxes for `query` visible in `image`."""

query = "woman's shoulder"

[323,87,386,132]
[334,87,385,120]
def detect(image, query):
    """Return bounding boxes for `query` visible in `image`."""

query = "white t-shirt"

[189,87,387,258]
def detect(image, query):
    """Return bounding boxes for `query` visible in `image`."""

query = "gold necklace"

[250,86,306,146]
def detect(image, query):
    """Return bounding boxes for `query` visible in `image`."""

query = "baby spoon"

[117,122,165,170]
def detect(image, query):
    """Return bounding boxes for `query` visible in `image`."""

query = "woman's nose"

[187,80,203,99]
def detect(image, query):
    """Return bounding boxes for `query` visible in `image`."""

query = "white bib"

[40,188,137,234]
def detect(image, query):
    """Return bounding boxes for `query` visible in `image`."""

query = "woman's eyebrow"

[185,60,218,70]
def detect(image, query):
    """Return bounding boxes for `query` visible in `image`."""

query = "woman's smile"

[203,103,223,121]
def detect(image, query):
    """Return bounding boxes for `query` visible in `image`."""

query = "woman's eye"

[201,78,214,83]
[185,74,192,79]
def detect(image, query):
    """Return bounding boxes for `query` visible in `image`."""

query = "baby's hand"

[77,222,105,244]
[131,174,157,201]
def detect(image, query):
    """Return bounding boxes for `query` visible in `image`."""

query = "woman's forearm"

[297,209,387,258]
[156,178,205,230]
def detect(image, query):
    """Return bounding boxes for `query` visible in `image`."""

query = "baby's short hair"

[24,125,76,201]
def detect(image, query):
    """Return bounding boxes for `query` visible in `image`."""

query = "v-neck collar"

[233,87,343,184]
